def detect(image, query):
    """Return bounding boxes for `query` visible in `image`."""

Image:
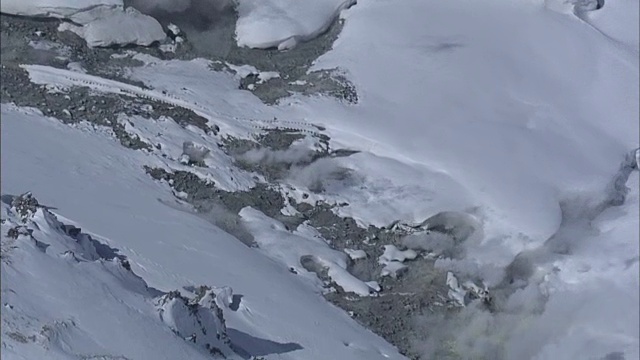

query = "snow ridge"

[1,193,240,360]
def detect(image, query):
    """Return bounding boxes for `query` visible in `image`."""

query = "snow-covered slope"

[1,193,238,360]
[279,1,638,358]
[229,0,638,357]
[292,0,638,262]
[0,0,121,18]
[235,0,355,49]
[58,6,166,47]
[1,0,637,358]
[1,105,406,359]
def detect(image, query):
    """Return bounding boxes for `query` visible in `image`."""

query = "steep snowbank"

[581,0,640,51]
[235,0,355,49]
[58,6,165,47]
[0,193,238,360]
[239,207,375,296]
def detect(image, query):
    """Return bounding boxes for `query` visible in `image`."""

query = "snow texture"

[235,0,356,49]
[2,0,165,47]
[239,207,375,296]
[379,245,418,263]
[377,245,416,279]
[59,6,166,47]
[2,0,638,356]
[0,193,239,360]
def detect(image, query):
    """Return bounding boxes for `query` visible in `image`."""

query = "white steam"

[412,158,639,360]
[289,158,354,193]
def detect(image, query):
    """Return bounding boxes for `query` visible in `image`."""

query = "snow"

[380,245,417,263]
[3,0,638,356]
[225,63,259,78]
[344,248,367,260]
[0,0,121,18]
[378,245,417,279]
[258,71,281,83]
[123,114,254,192]
[167,23,181,36]
[235,0,356,49]
[66,61,87,73]
[2,0,164,47]
[295,0,639,261]
[525,171,640,359]
[379,261,407,279]
[277,0,636,357]
[180,140,211,165]
[59,7,166,48]
[155,289,236,358]
[446,272,466,306]
[224,63,280,83]
[112,30,637,355]
[366,281,381,292]
[239,207,374,296]
[0,196,237,360]
[581,0,640,52]
[316,152,473,228]
[1,105,403,359]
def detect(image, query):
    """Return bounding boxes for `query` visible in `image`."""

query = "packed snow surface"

[235,0,356,49]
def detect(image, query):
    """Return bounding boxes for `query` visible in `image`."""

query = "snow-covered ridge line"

[20,63,325,136]
[239,207,378,297]
[1,192,239,359]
